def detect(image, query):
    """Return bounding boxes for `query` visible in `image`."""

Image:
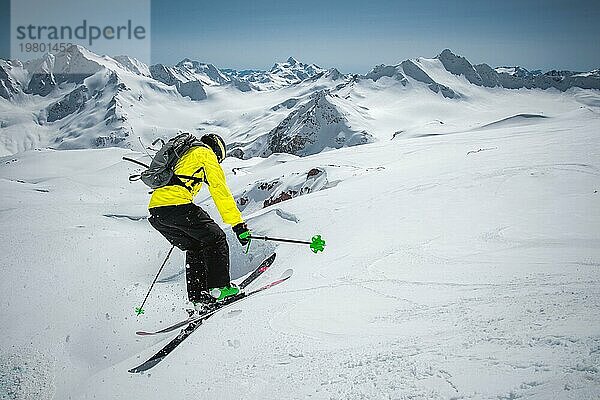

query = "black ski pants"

[148,203,230,303]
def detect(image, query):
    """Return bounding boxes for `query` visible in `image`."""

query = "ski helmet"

[200,134,226,163]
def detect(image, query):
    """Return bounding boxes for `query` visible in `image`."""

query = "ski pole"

[246,234,326,253]
[135,245,175,316]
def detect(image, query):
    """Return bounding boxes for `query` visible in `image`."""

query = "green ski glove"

[232,222,251,246]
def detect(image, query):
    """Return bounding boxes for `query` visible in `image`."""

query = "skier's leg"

[175,205,231,290]
[152,203,231,294]
[198,225,230,289]
[149,205,209,303]
[185,248,209,303]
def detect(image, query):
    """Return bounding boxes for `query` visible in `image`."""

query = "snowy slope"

[1,81,600,400]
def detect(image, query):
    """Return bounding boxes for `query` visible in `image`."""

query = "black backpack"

[124,133,209,190]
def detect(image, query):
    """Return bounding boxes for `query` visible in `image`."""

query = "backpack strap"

[171,163,210,191]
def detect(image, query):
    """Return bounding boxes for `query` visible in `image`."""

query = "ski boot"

[209,283,240,302]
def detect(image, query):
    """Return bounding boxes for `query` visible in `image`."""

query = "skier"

[147,133,250,313]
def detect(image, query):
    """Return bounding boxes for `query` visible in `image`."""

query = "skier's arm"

[203,154,244,226]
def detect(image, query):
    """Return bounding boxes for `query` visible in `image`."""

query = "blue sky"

[149,0,600,72]
[2,0,599,73]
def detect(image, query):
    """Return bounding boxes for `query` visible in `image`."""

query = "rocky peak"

[436,48,483,86]
[261,90,373,157]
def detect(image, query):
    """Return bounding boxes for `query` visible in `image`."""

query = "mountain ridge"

[1,45,599,157]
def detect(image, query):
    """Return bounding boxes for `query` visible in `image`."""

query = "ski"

[238,253,277,289]
[128,268,292,373]
[136,253,276,337]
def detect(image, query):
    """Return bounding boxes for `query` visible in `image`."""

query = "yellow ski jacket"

[148,146,244,226]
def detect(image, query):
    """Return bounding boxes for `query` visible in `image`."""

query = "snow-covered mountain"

[494,66,542,78]
[176,58,230,85]
[0,60,23,100]
[0,47,140,150]
[148,63,208,100]
[113,56,152,77]
[223,57,328,91]
[270,56,325,81]
[175,59,252,92]
[1,45,599,158]
[259,90,373,157]
[0,46,210,153]
[435,49,600,91]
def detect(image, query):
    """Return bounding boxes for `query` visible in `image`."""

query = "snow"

[572,70,600,78]
[176,59,231,86]
[112,56,152,78]
[495,67,519,75]
[1,47,600,400]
